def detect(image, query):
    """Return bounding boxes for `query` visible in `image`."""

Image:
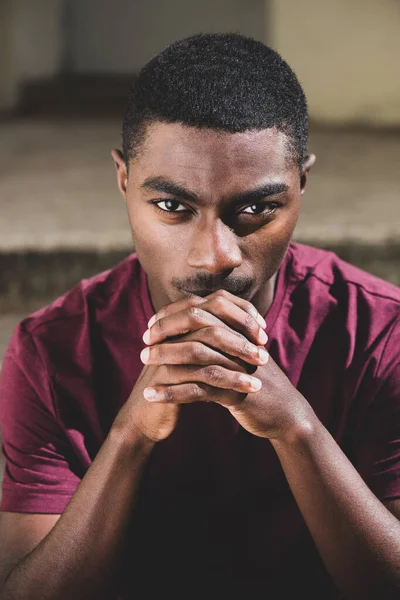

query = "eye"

[153,199,186,212]
[240,202,281,216]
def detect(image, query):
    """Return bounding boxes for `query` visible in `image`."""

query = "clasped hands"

[137,289,313,442]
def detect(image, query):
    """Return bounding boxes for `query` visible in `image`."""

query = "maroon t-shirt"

[1,242,400,597]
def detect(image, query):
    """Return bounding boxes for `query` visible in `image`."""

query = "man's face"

[113,122,313,313]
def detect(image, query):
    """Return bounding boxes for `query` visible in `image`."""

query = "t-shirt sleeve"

[353,316,400,501]
[0,326,81,513]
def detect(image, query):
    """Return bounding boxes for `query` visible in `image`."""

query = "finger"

[143,383,246,407]
[144,301,267,347]
[199,293,267,345]
[140,338,269,368]
[147,294,208,327]
[148,289,267,330]
[211,289,267,328]
[143,382,244,406]
[149,364,262,395]
[144,305,228,345]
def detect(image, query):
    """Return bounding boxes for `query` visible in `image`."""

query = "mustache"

[171,274,254,296]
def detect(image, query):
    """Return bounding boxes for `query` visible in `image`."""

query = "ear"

[300,153,316,195]
[111,149,128,198]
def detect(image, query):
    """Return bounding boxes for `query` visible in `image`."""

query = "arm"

[270,417,400,600]
[139,295,400,598]
[0,291,267,600]
[0,425,155,600]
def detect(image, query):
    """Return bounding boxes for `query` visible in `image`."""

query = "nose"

[187,218,242,274]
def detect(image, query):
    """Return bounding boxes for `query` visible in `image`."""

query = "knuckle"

[213,294,226,310]
[212,326,225,344]
[245,300,256,315]
[164,385,175,403]
[188,305,205,322]
[187,295,200,307]
[189,383,204,400]
[235,371,246,387]
[215,289,228,298]
[244,299,252,311]
[241,338,253,357]
[244,311,255,329]
[191,342,206,362]
[203,365,223,383]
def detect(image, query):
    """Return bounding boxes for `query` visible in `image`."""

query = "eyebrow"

[141,176,289,206]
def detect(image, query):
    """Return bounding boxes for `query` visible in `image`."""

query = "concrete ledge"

[0,240,398,313]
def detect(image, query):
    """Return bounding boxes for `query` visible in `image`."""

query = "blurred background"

[1,1,400,485]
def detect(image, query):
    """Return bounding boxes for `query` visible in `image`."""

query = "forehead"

[132,122,296,193]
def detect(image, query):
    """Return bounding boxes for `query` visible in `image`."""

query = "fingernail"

[258,329,268,345]
[144,387,158,401]
[140,348,150,363]
[258,348,269,363]
[240,375,262,391]
[256,314,267,329]
[142,329,150,344]
[148,315,156,328]
[249,377,262,391]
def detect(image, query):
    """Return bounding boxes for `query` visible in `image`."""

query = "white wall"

[271,0,400,125]
[68,0,266,73]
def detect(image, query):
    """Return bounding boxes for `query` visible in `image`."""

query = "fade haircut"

[122,33,308,169]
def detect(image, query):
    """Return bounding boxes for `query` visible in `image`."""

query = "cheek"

[128,204,189,270]
[128,202,161,245]
[246,208,299,277]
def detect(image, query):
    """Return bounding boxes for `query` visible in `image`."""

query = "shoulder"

[288,242,400,317]
[7,253,143,371]
[284,243,400,375]
[289,242,400,298]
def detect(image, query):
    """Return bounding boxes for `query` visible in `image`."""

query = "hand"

[141,290,315,441]
[226,357,316,440]
[114,290,269,444]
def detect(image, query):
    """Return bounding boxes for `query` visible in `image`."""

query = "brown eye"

[155,200,186,212]
[241,202,281,216]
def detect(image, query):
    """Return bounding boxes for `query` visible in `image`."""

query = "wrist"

[110,418,157,455]
[270,410,320,450]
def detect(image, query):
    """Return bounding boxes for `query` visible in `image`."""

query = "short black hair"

[122,33,308,168]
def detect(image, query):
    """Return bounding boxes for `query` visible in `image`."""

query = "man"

[0,32,399,599]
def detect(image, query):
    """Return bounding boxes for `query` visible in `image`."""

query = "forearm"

[2,425,155,600]
[270,416,400,600]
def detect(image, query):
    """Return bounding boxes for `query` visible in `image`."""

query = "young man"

[0,33,399,599]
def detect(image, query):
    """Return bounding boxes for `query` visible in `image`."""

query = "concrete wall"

[272,0,400,125]
[67,0,266,73]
